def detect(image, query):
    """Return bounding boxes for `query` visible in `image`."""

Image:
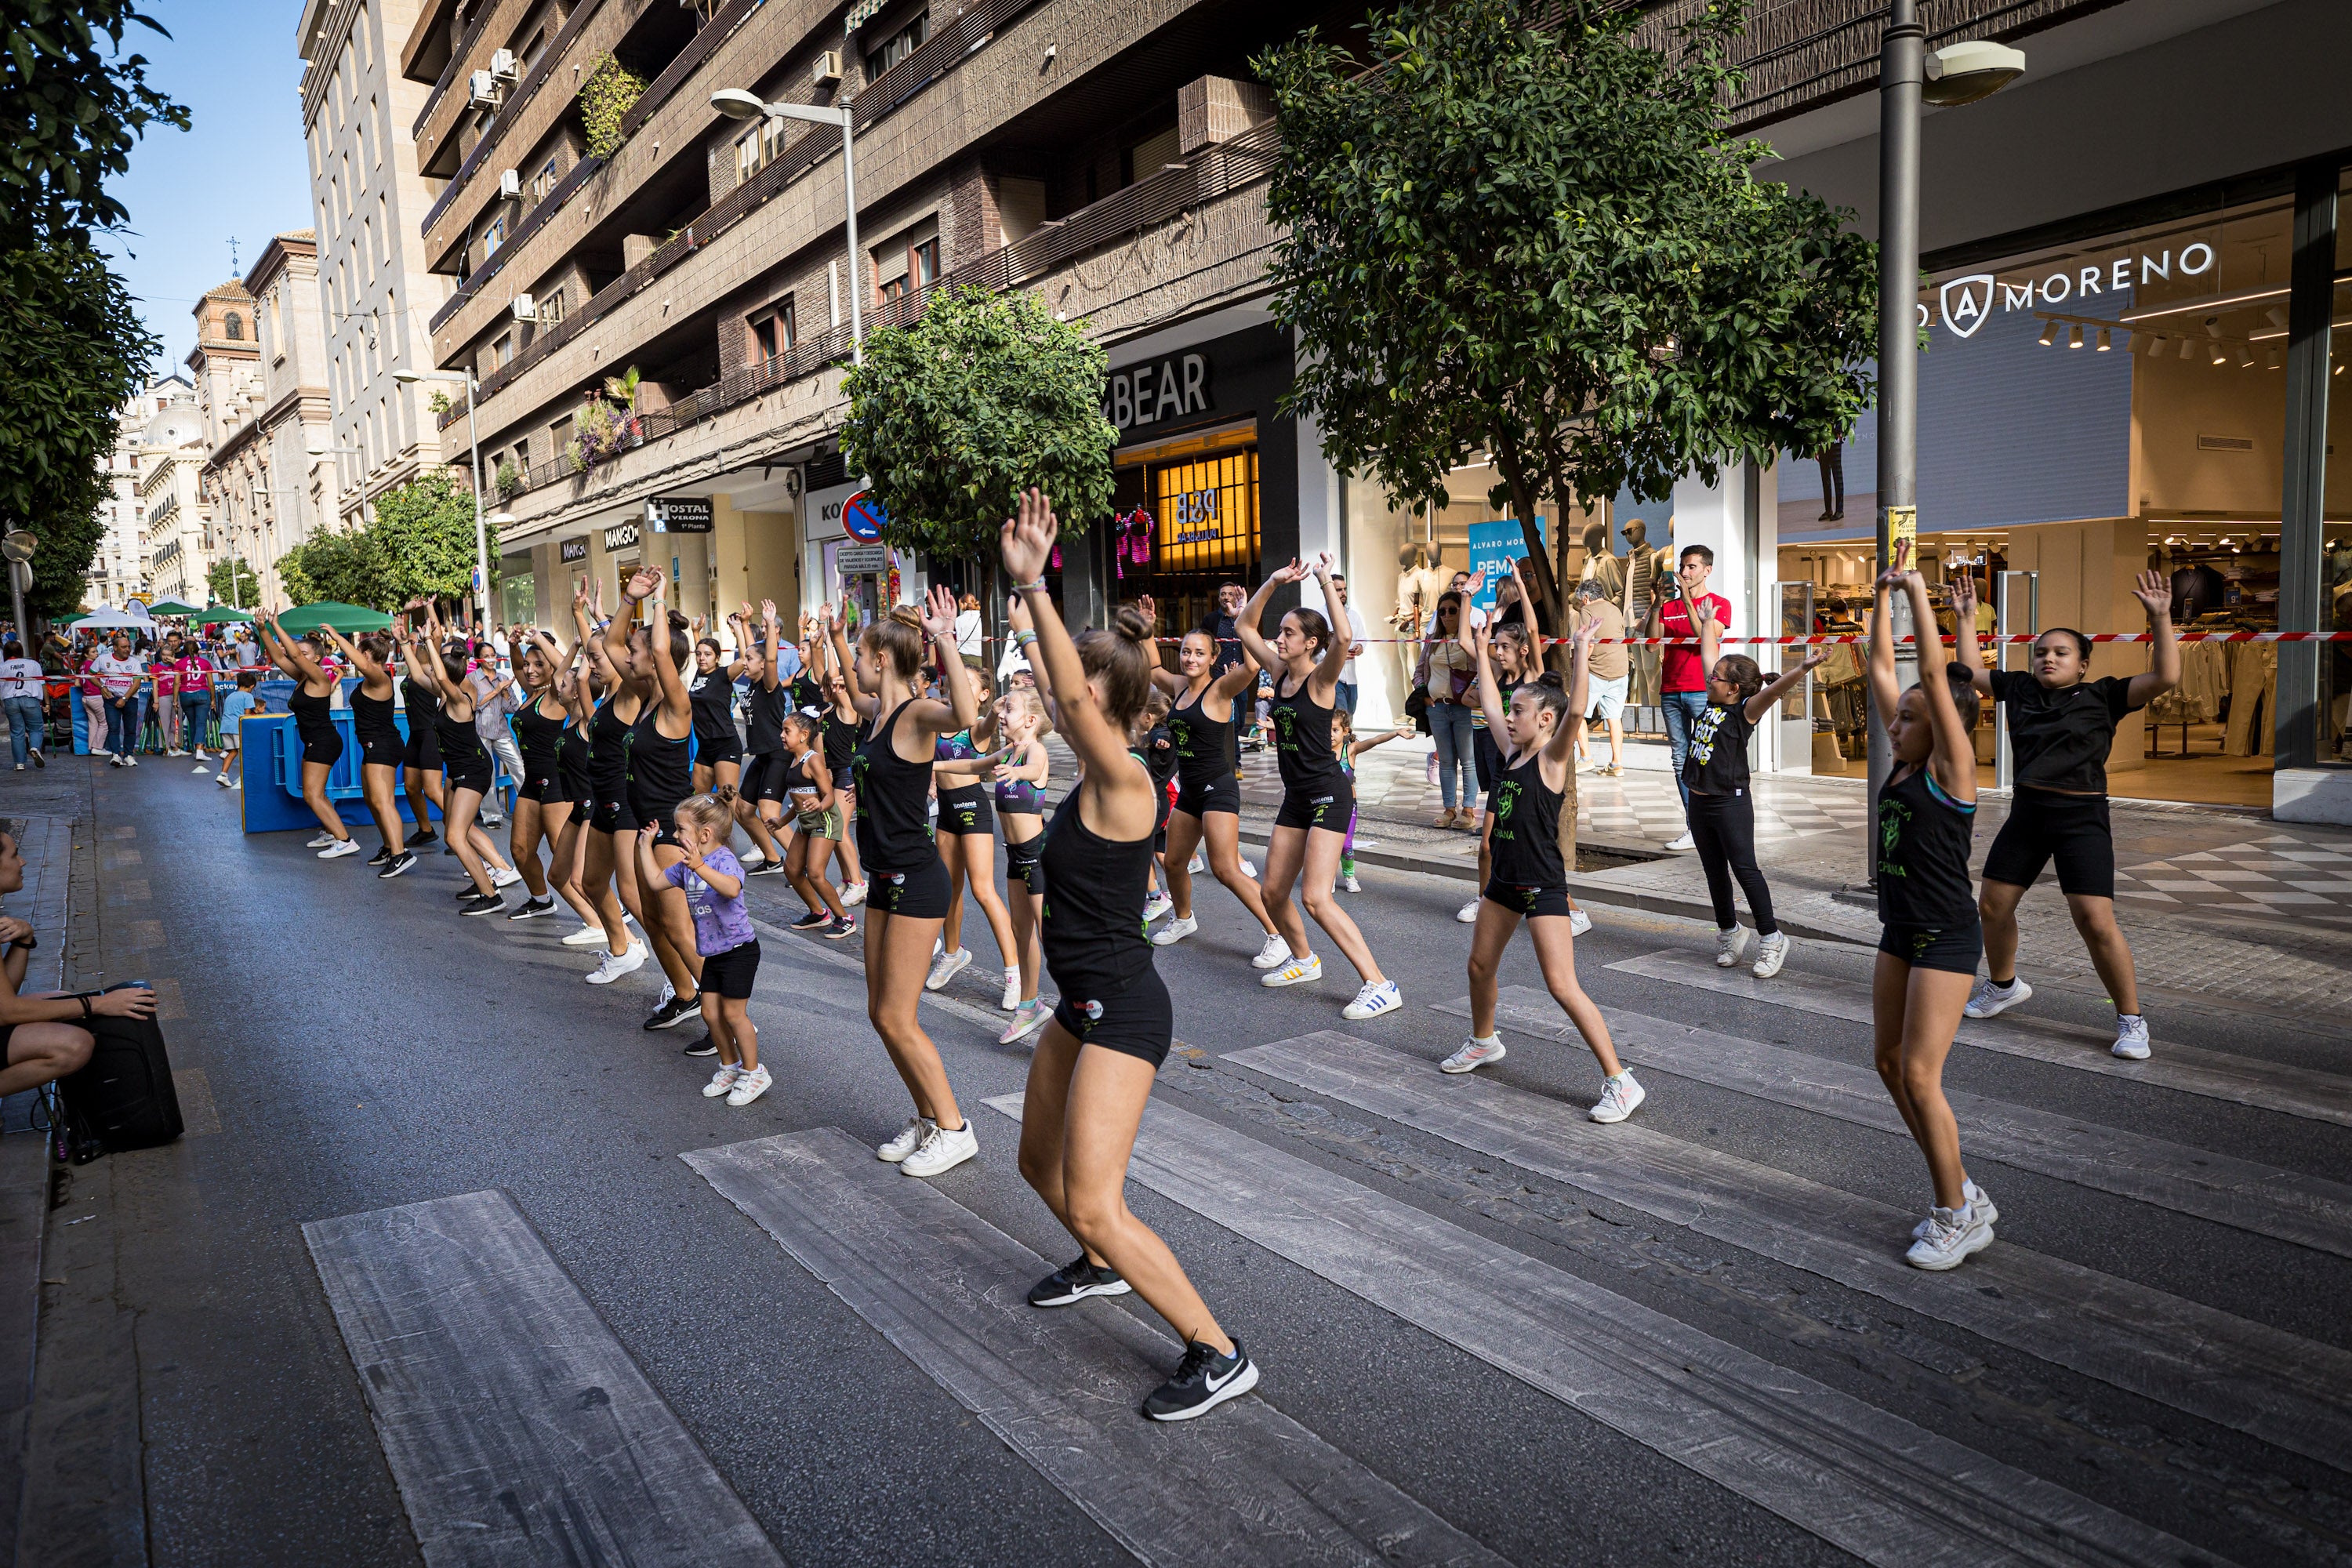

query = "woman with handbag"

[1417,593,1479,828]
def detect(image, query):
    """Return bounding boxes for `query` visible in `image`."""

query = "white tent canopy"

[72,606,158,630]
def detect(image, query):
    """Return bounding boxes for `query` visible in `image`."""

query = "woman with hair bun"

[604,571,706,1034]
[260,613,361,860]
[320,625,412,876]
[1001,488,1258,1424]
[826,586,978,1179]
[1234,554,1399,1021]
[399,600,517,914]
[1682,597,1825,979]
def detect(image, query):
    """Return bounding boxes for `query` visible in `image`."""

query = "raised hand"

[624,567,662,602]
[1947,570,1977,624]
[1875,539,1915,591]
[1690,593,1719,631]
[1007,592,1034,634]
[1572,615,1601,655]
[919,584,957,640]
[1465,567,1486,597]
[1136,593,1157,628]
[2131,568,2172,619]
[1797,648,1830,673]
[1309,551,1335,581]
[1268,557,1308,586]
[1000,487,1059,584]
[760,600,778,624]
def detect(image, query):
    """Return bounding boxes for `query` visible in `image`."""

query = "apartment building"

[397,0,2348,810]
[296,0,456,534]
[126,391,208,612]
[85,375,199,610]
[197,233,338,611]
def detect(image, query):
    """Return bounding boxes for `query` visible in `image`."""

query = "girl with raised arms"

[1143,606,1283,963]
[259,613,360,860]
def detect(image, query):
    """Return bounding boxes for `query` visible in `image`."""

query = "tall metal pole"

[1866,0,1925,878]
[9,561,28,643]
[466,373,490,629]
[838,107,865,366]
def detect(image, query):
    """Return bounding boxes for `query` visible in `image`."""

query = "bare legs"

[1260,825,1384,982]
[1163,811,1276,933]
[939,830,1016,967]
[401,764,445,837]
[445,786,498,896]
[1871,956,1975,1210]
[358,762,405,854]
[787,830,847,920]
[863,907,964,1130]
[299,759,350,843]
[1018,1026,1232,1352]
[1466,902,1621,1074]
[580,829,636,955]
[509,797,551,898]
[543,804,603,928]
[1980,879,2139,1016]
[637,835,703,996]
[702,992,759,1073]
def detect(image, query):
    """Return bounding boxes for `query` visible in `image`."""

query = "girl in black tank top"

[564,590,642,966]
[725,605,789,876]
[259,612,358,855]
[1000,491,1258,1424]
[1150,628,1283,961]
[500,634,583,923]
[321,625,409,866]
[1232,559,1396,1023]
[1446,622,1639,1123]
[397,600,517,904]
[686,633,745,790]
[823,590,978,1178]
[604,568,707,1022]
[1866,549,1996,1272]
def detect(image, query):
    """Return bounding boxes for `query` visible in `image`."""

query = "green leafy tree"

[578,53,647,161]
[840,287,1118,563]
[0,1,190,244]
[207,554,256,606]
[1256,0,1878,638]
[368,471,491,607]
[278,528,382,608]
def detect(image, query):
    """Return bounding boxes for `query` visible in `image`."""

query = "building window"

[866,10,929,77]
[495,332,514,367]
[224,312,244,340]
[531,155,559,204]
[873,220,939,306]
[483,216,506,260]
[749,299,795,365]
[735,127,764,186]
[539,288,565,325]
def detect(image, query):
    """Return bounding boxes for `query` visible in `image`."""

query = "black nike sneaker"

[644,993,700,1030]
[1143,1339,1258,1422]
[1028,1258,1134,1308]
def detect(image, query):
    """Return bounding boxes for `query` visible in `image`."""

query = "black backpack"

[52,987,183,1163]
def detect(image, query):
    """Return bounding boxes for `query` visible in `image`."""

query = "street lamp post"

[711,89,863,365]
[396,368,492,626]
[1865,12,2025,877]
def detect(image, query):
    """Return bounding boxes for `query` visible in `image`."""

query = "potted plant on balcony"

[493,457,523,500]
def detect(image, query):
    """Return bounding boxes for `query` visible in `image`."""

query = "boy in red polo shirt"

[1653,543,1730,851]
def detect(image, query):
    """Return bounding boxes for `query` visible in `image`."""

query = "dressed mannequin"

[1395,540,1447,692]
[1576,521,1624,601]
[1621,517,1663,706]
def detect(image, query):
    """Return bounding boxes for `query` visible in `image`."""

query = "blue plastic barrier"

[239,711,514,836]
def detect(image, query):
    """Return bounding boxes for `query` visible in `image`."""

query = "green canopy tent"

[274,602,394,633]
[195,607,256,623]
[54,612,90,626]
[145,600,205,617]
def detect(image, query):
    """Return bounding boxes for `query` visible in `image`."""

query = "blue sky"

[92,2,317,378]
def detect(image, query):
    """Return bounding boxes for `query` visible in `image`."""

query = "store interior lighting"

[2238,344,2256,368]
[2179,337,2196,359]
[2267,346,2281,368]
[2038,321,2058,347]
[2097,328,2112,350]
[2145,333,2166,355]
[2069,323,2085,349]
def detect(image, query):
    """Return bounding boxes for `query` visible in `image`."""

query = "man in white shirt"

[1330,573,1369,715]
[89,633,146,765]
[1,641,46,770]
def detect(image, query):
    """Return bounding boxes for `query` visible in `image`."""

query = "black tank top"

[626,705,693,820]
[1487,750,1566,887]
[687,670,735,744]
[1169,685,1237,787]
[401,672,440,730]
[350,687,399,746]
[1039,763,1157,1006]
[935,728,987,808]
[746,681,789,756]
[587,696,631,800]
[822,710,857,775]
[1268,673,1342,794]
[289,684,336,745]
[851,699,939,873]
[558,717,593,800]
[513,698,565,780]
[434,702,484,764]
[1875,765,1979,927]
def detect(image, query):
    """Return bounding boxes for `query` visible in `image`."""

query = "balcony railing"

[492,124,1282,507]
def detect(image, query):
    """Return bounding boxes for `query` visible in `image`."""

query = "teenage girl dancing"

[320,626,411,877]
[1235,557,1400,1021]
[1950,569,2178,1059]
[828,589,979,1178]
[1867,544,1995,1271]
[686,627,746,803]
[1002,488,1260,1422]
[604,568,706,1033]
[503,633,590,924]
[818,628,869,907]
[956,684,1051,1041]
[397,626,445,854]
[930,659,1019,998]
[776,711,853,936]
[727,603,790,874]
[1148,623,1283,961]
[571,584,649,982]
[547,634,619,949]
[1685,599,1826,978]
[400,601,516,913]
[260,613,360,860]
[1439,622,1643,1122]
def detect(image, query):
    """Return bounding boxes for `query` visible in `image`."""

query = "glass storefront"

[1116,420,1261,643]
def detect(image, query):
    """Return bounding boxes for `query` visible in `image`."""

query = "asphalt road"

[16,756,2352,1567]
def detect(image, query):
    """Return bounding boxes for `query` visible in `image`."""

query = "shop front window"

[1110,422,1260,644]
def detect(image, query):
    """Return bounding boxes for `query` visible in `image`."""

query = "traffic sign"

[841,490,886,543]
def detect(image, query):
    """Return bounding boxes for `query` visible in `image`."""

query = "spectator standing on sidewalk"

[1330,573,1368,716]
[90,633,146,765]
[1650,544,1730,850]
[2,644,46,770]
[1577,582,1630,774]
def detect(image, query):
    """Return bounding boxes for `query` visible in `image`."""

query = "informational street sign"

[840,491,886,543]
[836,543,888,574]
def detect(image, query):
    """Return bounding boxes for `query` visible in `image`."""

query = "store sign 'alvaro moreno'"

[1105,352,1212,434]
[1932,242,2216,338]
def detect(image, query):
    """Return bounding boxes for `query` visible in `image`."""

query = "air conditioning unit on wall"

[513,295,537,322]
[499,168,521,198]
[470,70,497,105]
[491,49,517,80]
[812,51,843,85]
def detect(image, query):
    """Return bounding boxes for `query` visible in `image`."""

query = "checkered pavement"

[2118,837,2352,924]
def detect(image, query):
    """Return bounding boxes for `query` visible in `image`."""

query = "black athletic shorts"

[1274,776,1355,833]
[298,728,343,769]
[939,789,995,837]
[699,938,761,1000]
[1483,879,1575,920]
[443,757,493,796]
[697,731,743,769]
[742,752,790,805]
[1004,832,1044,894]
[865,857,950,919]
[591,797,641,835]
[359,734,402,770]
[518,771,568,806]
[1878,920,1985,975]
[1052,965,1174,1069]
[1473,728,1501,795]
[1983,788,2114,900]
[647,815,686,851]
[402,723,440,771]
[1174,772,1240,818]
[833,764,855,794]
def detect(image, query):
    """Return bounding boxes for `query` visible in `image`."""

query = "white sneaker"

[1964,976,2031,1018]
[2111,1014,2151,1061]
[586,942,648,984]
[191,764,209,775]
[1342,979,1402,1020]
[840,880,867,907]
[1152,916,1198,947]
[1250,933,1293,969]
[1000,1002,1051,1044]
[230,779,241,790]
[1714,926,1747,967]
[877,1116,933,1163]
[307,833,336,848]
[124,756,137,766]
[318,838,361,859]
[900,1120,978,1178]
[1456,898,1480,924]
[1589,1072,1646,1123]
[165,747,184,757]
[1664,832,1695,851]
[1569,909,1592,936]
[491,865,522,888]
[216,773,234,789]
[1441,1036,1506,1073]
[926,946,973,991]
[1912,1181,1997,1239]
[1000,970,1022,1009]
[1906,1203,1994,1270]
[192,748,208,760]
[739,848,767,868]
[702,1064,743,1098]
[1261,955,1322,989]
[561,925,610,947]
[1187,851,1207,875]
[1142,893,1174,924]
[726,1065,773,1106]
[1751,931,1790,979]
[1341,874,1360,893]
[1240,858,1258,880]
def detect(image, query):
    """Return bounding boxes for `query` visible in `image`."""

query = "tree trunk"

[1490,434,1564,651]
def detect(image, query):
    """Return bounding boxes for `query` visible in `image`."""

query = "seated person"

[0,827,156,1095]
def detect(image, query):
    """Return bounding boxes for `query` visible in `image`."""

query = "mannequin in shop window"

[1575,521,1623,602]
[1620,517,1664,707]
[1395,541,1447,694]
[1814,442,1846,523]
